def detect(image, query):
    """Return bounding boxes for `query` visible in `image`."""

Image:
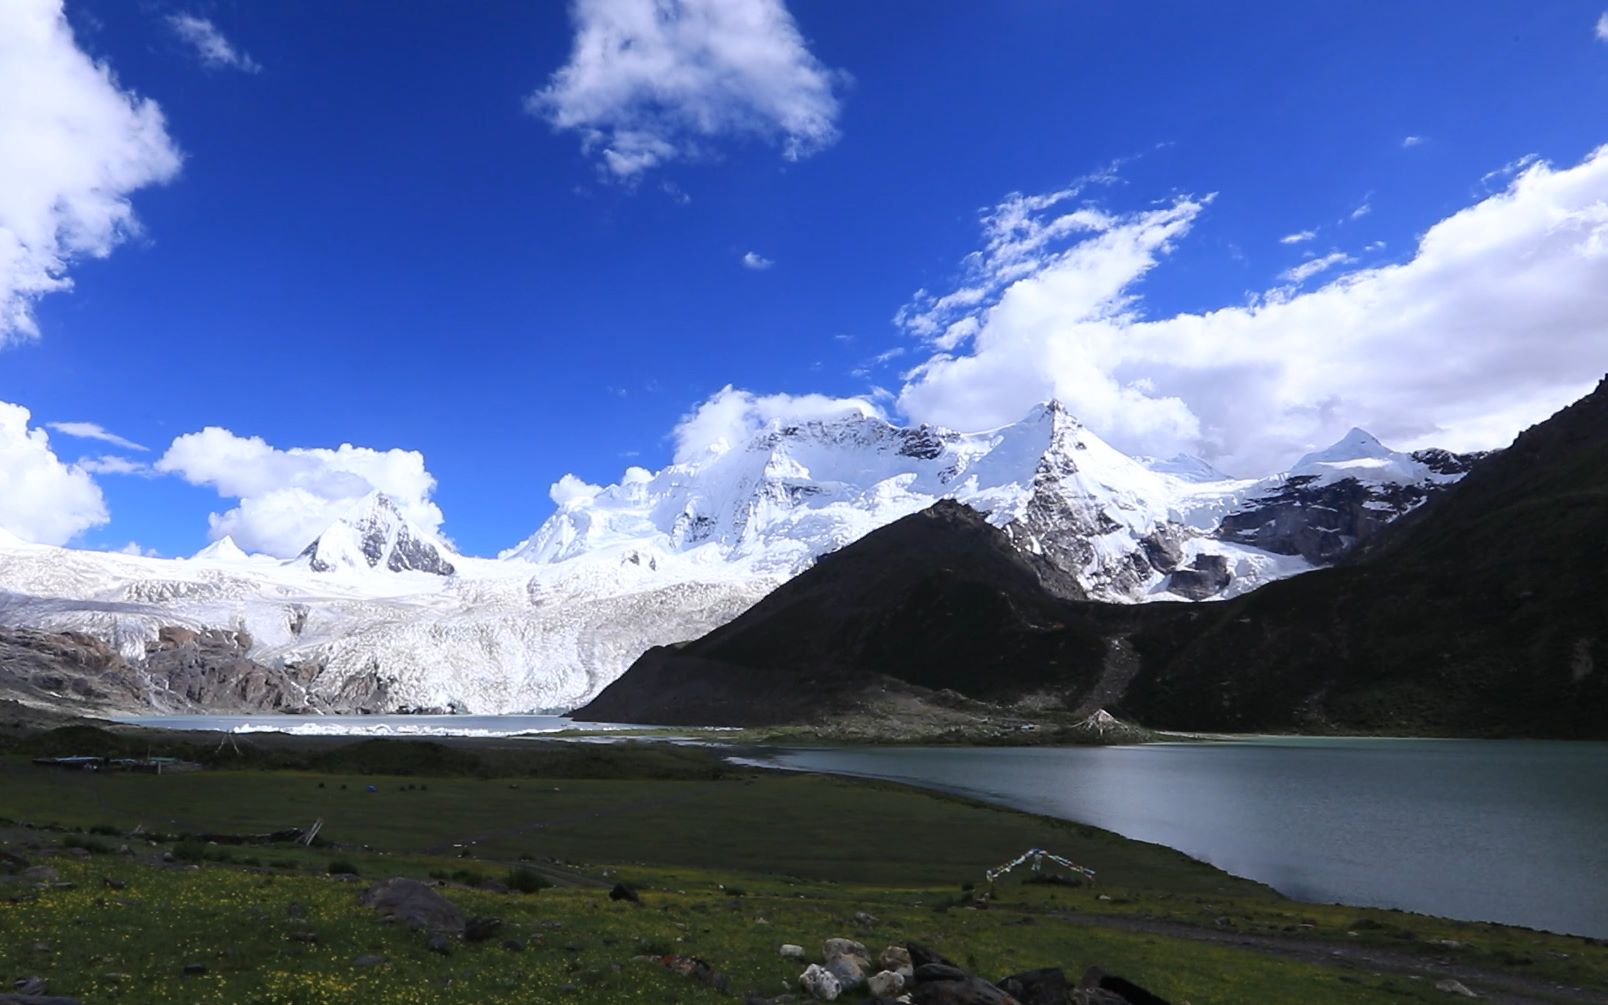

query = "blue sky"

[3,0,1608,558]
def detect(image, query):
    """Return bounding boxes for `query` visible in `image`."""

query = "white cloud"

[893,165,1142,347]
[0,0,183,345]
[1279,250,1353,284]
[154,428,445,557]
[1402,135,1425,149]
[741,250,773,270]
[529,0,845,178]
[77,454,149,476]
[1597,12,1608,41]
[0,400,108,545]
[45,420,147,451]
[549,473,604,508]
[115,541,157,557]
[671,385,882,462]
[166,13,260,73]
[895,146,1608,476]
[1279,229,1317,244]
[1350,197,1373,220]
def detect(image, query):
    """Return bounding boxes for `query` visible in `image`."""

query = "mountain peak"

[192,535,248,562]
[1027,398,1081,428]
[1300,427,1390,463]
[298,493,455,576]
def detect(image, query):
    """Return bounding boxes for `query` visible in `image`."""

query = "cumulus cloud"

[741,250,773,270]
[155,428,446,557]
[529,0,845,178]
[0,400,108,545]
[895,146,1608,476]
[1597,12,1608,41]
[549,473,604,508]
[1279,229,1317,244]
[0,0,182,345]
[1279,250,1354,284]
[45,420,147,451]
[1402,135,1425,149]
[167,13,260,73]
[671,385,882,462]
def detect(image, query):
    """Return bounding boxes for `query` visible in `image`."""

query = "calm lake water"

[757,738,1608,939]
[116,718,1607,938]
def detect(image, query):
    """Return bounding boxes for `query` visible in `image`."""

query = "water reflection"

[763,738,1608,938]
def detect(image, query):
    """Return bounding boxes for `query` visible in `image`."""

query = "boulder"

[359,878,465,935]
[879,945,914,978]
[825,956,866,992]
[997,968,1069,1005]
[823,938,870,968]
[799,963,841,1001]
[1434,980,1479,998]
[18,866,59,886]
[911,973,1020,1004]
[609,882,641,903]
[1074,967,1171,1005]
[868,970,906,997]
[908,942,957,969]
[914,964,972,984]
[779,944,806,960]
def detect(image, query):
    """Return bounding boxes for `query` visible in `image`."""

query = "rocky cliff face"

[1214,438,1485,563]
[0,624,366,715]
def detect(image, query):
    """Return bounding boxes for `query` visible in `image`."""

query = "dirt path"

[1052,911,1608,1005]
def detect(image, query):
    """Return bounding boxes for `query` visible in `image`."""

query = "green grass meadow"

[2,750,1605,1004]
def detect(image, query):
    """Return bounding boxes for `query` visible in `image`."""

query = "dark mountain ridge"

[579,376,1608,738]
[577,500,1114,726]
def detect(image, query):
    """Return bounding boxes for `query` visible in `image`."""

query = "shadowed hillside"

[580,376,1608,738]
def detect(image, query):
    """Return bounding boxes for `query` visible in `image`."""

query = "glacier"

[0,403,1475,714]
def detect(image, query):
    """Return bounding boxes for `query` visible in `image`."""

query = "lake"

[754,738,1608,939]
[117,717,1608,938]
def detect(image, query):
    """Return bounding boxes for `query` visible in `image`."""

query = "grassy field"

[2,741,1606,1005]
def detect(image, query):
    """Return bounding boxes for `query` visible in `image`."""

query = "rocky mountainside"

[580,377,1608,738]
[0,625,348,715]
[1216,430,1482,563]
[1122,375,1608,737]
[0,406,1476,716]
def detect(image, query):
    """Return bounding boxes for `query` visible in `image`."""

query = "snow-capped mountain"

[506,402,1343,603]
[296,492,457,576]
[0,403,1482,715]
[1216,430,1488,563]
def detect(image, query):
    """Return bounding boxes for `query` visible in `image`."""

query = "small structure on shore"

[986,847,1096,887]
